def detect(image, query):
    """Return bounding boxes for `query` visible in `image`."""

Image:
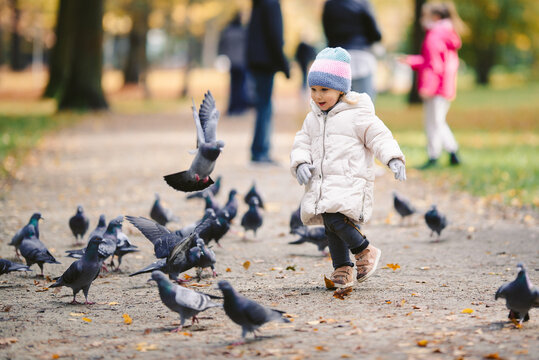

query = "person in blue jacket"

[246,0,290,164]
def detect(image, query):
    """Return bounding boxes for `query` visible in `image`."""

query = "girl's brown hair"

[424,1,468,36]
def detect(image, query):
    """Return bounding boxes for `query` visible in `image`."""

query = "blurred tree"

[8,0,24,71]
[407,0,425,104]
[123,0,150,89]
[45,0,107,109]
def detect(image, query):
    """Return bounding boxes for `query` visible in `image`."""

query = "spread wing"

[192,98,206,147]
[198,91,220,143]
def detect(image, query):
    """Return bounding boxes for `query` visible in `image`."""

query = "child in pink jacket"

[403,1,464,168]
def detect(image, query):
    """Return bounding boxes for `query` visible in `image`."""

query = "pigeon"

[126,216,185,259]
[193,238,217,279]
[495,263,539,326]
[174,209,217,239]
[289,206,302,234]
[151,270,222,332]
[150,193,179,226]
[112,225,139,271]
[200,209,230,247]
[218,189,238,223]
[0,259,31,275]
[88,214,107,240]
[241,197,263,238]
[425,205,447,239]
[217,280,290,342]
[19,224,60,277]
[164,91,225,192]
[186,175,222,200]
[203,192,221,214]
[9,212,43,258]
[393,192,416,221]
[69,205,90,244]
[49,235,103,304]
[244,182,264,209]
[288,226,328,255]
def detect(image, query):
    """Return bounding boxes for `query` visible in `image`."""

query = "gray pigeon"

[126,216,185,259]
[150,193,179,226]
[0,259,31,275]
[193,238,217,279]
[112,225,139,271]
[241,197,263,238]
[164,91,225,192]
[244,182,264,209]
[393,192,416,221]
[151,270,221,331]
[88,214,107,240]
[49,236,103,304]
[9,212,43,258]
[495,263,539,326]
[288,226,328,255]
[425,205,447,239]
[218,189,238,223]
[19,224,60,277]
[186,175,222,200]
[69,205,90,244]
[217,280,290,342]
[289,206,302,234]
[203,192,221,214]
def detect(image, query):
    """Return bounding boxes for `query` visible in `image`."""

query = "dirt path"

[0,103,537,360]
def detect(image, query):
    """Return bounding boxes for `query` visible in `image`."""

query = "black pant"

[322,213,369,269]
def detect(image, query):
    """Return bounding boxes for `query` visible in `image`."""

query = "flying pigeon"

[9,212,43,258]
[241,197,263,238]
[49,235,103,304]
[19,224,60,277]
[289,206,302,234]
[69,205,90,244]
[244,182,264,209]
[164,91,225,192]
[288,226,328,255]
[217,280,290,343]
[393,192,416,221]
[425,205,447,239]
[495,263,539,326]
[150,270,221,332]
[0,259,31,275]
[185,175,222,200]
[150,193,179,226]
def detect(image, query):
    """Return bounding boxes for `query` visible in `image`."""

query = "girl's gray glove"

[296,163,316,185]
[388,158,406,181]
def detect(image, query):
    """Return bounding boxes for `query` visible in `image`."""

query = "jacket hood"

[309,91,369,117]
[430,19,461,51]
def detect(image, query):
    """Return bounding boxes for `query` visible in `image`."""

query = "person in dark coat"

[246,0,290,164]
[322,0,382,101]
[218,13,251,116]
[295,41,317,91]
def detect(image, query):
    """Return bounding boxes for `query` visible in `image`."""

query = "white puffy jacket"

[290,92,405,225]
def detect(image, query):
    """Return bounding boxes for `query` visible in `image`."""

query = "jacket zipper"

[315,113,328,214]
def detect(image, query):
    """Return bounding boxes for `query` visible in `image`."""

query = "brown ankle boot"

[330,266,354,288]
[354,245,381,283]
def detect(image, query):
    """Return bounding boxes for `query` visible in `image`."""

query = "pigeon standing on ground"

[49,236,104,304]
[186,175,222,200]
[218,189,238,223]
[495,263,539,326]
[241,198,263,239]
[217,280,290,342]
[193,238,217,279]
[151,270,222,332]
[288,226,329,255]
[150,193,179,226]
[244,182,264,209]
[289,206,302,235]
[164,91,225,192]
[0,259,31,275]
[9,212,43,258]
[112,224,139,271]
[393,192,416,222]
[203,192,221,214]
[425,205,447,240]
[200,209,230,247]
[19,224,60,277]
[69,205,90,244]
[88,214,107,241]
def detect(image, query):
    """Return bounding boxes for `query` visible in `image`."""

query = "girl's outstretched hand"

[388,159,406,181]
[296,163,316,185]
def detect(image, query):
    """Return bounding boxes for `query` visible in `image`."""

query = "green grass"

[377,82,539,207]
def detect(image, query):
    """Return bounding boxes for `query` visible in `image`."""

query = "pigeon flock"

[1,90,536,349]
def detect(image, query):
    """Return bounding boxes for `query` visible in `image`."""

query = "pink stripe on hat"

[308,59,351,79]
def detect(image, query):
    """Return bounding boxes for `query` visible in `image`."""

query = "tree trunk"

[9,0,24,71]
[58,0,107,110]
[123,0,149,86]
[407,0,425,104]
[475,47,495,85]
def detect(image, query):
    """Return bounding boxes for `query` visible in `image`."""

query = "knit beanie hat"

[307,47,351,93]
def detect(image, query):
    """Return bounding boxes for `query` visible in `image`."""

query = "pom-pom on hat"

[307,47,352,93]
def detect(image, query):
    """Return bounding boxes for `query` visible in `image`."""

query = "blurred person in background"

[400,1,465,169]
[246,0,290,165]
[218,13,251,116]
[322,0,382,102]
[295,41,317,93]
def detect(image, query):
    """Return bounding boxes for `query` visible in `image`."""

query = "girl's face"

[310,86,343,111]
[420,9,440,30]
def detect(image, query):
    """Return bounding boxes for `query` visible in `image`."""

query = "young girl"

[290,47,406,288]
[402,1,465,168]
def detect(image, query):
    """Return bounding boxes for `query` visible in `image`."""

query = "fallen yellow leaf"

[461,308,474,314]
[183,274,192,280]
[52,354,60,359]
[123,313,132,325]
[225,268,231,272]
[135,342,158,352]
[484,353,501,359]
[180,332,192,337]
[82,317,92,323]
[323,275,335,289]
[243,261,251,270]
[108,302,119,306]
[417,340,428,347]
[333,287,353,300]
[315,346,328,351]
[387,263,400,271]
[69,312,85,317]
